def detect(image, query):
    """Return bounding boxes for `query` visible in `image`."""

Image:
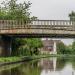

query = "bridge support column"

[53,41,57,54]
[0,35,12,57]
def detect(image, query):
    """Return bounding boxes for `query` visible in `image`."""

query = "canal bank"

[0,54,75,66]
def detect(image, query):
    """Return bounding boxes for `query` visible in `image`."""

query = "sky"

[54,39,73,45]
[30,0,75,20]
[0,0,75,45]
[42,38,73,45]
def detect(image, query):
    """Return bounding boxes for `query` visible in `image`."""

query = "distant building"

[40,39,61,54]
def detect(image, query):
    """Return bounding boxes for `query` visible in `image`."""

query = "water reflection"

[0,57,75,75]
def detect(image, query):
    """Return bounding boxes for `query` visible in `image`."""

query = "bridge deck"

[0,20,75,38]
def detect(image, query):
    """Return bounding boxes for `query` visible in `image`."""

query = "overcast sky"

[30,0,75,20]
[1,0,75,45]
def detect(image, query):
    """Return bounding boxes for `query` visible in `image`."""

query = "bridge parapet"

[30,20,73,26]
[0,20,74,30]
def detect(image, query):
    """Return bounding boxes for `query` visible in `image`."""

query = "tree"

[31,16,38,20]
[11,38,43,56]
[72,40,75,54]
[57,41,73,54]
[28,38,43,55]
[18,38,43,56]
[57,41,67,54]
[0,0,31,21]
[11,38,28,56]
[69,11,75,21]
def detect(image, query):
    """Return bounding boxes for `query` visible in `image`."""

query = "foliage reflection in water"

[0,57,75,75]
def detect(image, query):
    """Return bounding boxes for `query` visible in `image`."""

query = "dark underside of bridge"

[0,33,75,56]
[2,34,75,38]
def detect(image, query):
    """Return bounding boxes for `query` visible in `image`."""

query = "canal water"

[0,57,75,75]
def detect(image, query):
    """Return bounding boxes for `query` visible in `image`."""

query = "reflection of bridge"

[0,20,75,56]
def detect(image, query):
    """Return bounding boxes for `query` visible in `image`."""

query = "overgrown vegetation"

[12,38,43,56]
[57,40,75,54]
[0,57,21,62]
[0,0,31,21]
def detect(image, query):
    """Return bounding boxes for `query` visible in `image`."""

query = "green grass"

[0,57,21,63]
[0,54,75,63]
[30,54,75,60]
